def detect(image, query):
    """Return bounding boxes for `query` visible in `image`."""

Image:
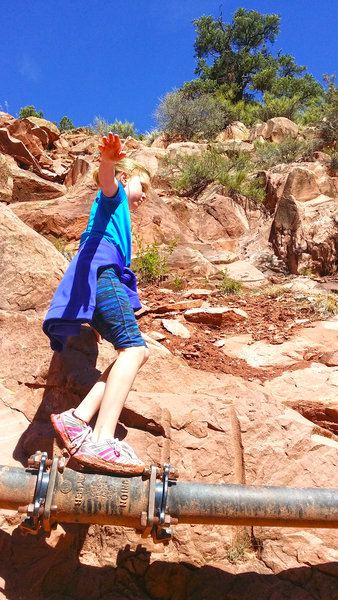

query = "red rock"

[0,154,13,202]
[154,299,204,313]
[10,167,98,239]
[162,318,191,338]
[183,289,214,299]
[201,194,249,239]
[7,118,45,157]
[0,204,68,312]
[250,117,298,143]
[217,121,249,141]
[0,111,16,128]
[64,156,92,187]
[0,115,337,598]
[282,166,321,202]
[0,127,41,171]
[225,260,266,288]
[9,164,65,203]
[26,116,60,143]
[270,192,337,275]
[184,306,248,325]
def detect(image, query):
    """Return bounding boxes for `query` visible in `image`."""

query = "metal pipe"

[50,468,149,528]
[167,481,338,528]
[0,461,337,535]
[0,466,36,510]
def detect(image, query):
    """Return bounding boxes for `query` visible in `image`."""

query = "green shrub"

[58,116,74,132]
[133,234,177,285]
[20,105,44,118]
[167,146,265,201]
[170,148,225,196]
[255,93,301,122]
[240,178,266,203]
[226,533,254,564]
[255,137,315,169]
[171,273,185,291]
[215,93,261,127]
[218,269,242,295]
[90,116,136,138]
[110,119,136,138]
[311,295,338,317]
[52,237,75,262]
[329,152,338,173]
[300,75,338,139]
[144,129,162,146]
[155,90,225,140]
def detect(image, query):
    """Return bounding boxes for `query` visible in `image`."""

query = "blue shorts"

[91,266,146,349]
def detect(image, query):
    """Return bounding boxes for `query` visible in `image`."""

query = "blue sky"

[1,0,337,133]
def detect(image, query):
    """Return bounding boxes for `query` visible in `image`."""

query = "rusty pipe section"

[0,458,337,538]
[167,481,338,528]
[0,466,36,510]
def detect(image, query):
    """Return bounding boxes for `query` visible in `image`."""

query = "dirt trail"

[139,284,333,382]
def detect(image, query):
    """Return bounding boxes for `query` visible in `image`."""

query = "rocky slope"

[0,113,337,600]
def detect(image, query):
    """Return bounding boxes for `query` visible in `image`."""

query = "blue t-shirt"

[80,181,131,265]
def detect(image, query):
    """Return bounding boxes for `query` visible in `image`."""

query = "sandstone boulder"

[64,156,92,187]
[217,121,249,142]
[282,166,321,202]
[184,306,248,326]
[26,116,60,143]
[162,318,191,338]
[200,194,250,240]
[10,159,98,240]
[265,117,299,143]
[131,192,196,247]
[0,153,13,202]
[270,193,337,275]
[222,260,267,288]
[7,118,46,157]
[70,137,99,155]
[151,131,171,148]
[8,163,65,203]
[122,136,144,151]
[165,195,240,250]
[0,111,16,128]
[167,141,208,158]
[220,139,254,153]
[0,204,68,312]
[129,146,167,177]
[262,160,337,212]
[250,118,298,143]
[166,245,219,278]
[0,127,41,171]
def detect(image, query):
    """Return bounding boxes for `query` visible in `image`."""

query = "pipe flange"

[20,452,50,535]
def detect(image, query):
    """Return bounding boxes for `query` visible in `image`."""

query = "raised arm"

[98,132,126,197]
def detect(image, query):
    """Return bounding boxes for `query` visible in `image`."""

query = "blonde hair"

[93,158,151,189]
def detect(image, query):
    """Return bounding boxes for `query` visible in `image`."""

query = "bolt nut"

[27,503,35,516]
[58,457,66,473]
[140,511,147,528]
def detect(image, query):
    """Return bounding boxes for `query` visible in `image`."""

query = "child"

[43,133,150,474]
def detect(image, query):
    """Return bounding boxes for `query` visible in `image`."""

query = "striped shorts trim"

[91,267,146,349]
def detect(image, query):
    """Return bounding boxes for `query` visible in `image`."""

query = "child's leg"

[76,266,149,438]
[63,266,149,472]
[74,345,148,438]
[74,363,114,423]
[92,345,149,441]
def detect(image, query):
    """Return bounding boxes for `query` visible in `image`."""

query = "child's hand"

[98,132,126,163]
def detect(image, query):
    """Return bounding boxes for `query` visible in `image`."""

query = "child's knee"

[138,345,149,366]
[120,345,149,366]
[143,346,150,364]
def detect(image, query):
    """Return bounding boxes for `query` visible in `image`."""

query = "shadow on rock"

[0,535,337,600]
[13,326,101,466]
